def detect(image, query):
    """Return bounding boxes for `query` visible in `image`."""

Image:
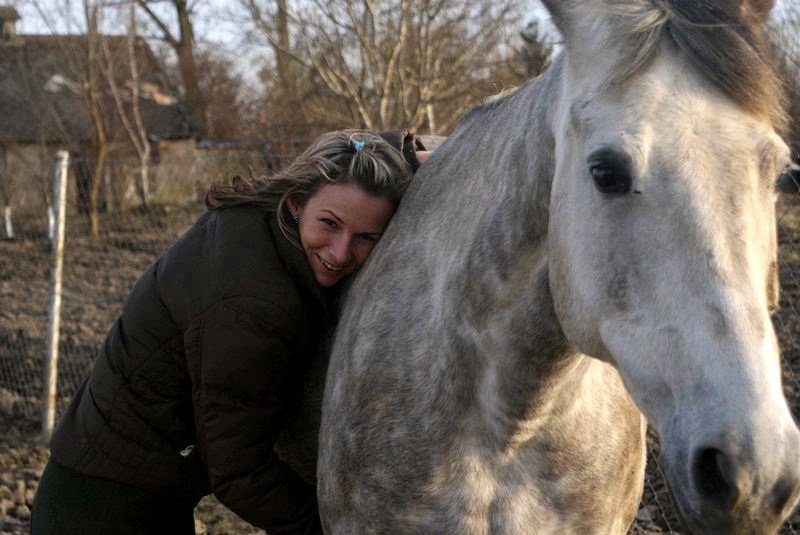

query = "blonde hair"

[205,130,413,247]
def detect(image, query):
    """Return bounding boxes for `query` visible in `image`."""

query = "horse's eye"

[590,161,630,194]
[776,169,798,194]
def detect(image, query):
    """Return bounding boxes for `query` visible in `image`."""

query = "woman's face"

[288,182,396,287]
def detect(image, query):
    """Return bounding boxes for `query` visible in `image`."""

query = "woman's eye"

[590,161,631,194]
[321,218,337,228]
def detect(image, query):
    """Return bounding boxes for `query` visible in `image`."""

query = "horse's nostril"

[692,448,740,511]
[770,475,800,516]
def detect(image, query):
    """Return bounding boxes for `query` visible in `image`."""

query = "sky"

[14,0,238,42]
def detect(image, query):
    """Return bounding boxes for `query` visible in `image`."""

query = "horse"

[316,0,800,533]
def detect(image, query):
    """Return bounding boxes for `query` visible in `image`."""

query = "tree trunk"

[137,0,206,137]
[85,3,107,238]
[274,0,299,154]
[175,1,206,136]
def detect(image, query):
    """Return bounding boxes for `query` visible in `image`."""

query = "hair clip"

[353,140,366,151]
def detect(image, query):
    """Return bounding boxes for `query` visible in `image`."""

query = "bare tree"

[510,20,553,80]
[27,0,112,235]
[136,0,206,136]
[241,0,308,153]
[99,1,152,208]
[241,0,524,135]
[80,1,109,236]
[193,49,255,140]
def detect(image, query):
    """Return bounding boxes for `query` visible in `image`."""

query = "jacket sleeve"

[186,297,323,534]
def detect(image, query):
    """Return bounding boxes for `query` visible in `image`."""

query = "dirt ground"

[0,205,264,533]
[1,194,799,534]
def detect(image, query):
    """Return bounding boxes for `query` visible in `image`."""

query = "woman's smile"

[317,254,344,272]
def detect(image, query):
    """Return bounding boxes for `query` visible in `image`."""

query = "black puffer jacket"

[50,206,336,533]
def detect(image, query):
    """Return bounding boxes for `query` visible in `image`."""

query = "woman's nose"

[329,236,352,263]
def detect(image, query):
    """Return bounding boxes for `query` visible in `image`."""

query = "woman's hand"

[415,150,432,165]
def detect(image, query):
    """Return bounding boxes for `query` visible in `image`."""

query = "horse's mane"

[462,0,787,136]
[609,0,787,134]
[457,83,531,129]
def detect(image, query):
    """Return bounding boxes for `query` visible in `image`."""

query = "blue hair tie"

[353,140,366,151]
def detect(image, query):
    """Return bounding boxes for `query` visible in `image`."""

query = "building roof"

[0,32,198,147]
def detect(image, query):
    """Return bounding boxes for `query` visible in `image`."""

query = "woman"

[31,129,427,534]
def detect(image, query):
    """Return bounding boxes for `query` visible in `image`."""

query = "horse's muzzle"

[669,432,800,534]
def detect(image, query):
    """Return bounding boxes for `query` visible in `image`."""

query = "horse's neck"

[422,58,589,421]
[442,58,563,345]
[443,57,562,276]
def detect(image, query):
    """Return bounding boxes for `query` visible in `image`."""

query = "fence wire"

[0,154,799,534]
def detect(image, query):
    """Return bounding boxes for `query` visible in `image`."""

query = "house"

[0,5,200,219]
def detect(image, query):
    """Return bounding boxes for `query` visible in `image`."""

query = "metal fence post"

[41,150,70,442]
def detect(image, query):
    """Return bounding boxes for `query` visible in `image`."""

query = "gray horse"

[317,0,800,533]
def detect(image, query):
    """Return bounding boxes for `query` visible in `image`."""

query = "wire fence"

[0,152,799,533]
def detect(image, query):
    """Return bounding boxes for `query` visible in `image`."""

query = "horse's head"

[542,0,800,532]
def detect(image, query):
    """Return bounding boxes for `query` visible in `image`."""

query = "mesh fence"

[0,153,799,533]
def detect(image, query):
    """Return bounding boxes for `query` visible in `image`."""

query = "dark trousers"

[31,459,198,535]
